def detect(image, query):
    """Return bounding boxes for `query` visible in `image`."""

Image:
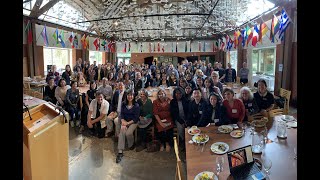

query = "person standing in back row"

[239,62,249,84]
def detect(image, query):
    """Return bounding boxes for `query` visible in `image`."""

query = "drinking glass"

[261,156,272,175]
[242,122,247,133]
[216,156,225,173]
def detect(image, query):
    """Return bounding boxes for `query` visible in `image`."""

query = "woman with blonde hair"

[153,88,174,152]
[238,86,260,122]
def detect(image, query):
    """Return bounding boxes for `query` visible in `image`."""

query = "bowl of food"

[194,171,217,180]
[192,134,209,144]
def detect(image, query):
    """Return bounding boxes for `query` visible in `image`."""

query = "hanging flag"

[246,27,253,46]
[86,35,90,49]
[123,42,127,53]
[158,42,160,52]
[52,28,59,46]
[171,41,173,52]
[176,42,178,52]
[24,20,33,44]
[190,41,192,52]
[153,42,156,52]
[73,35,78,48]
[41,25,49,46]
[140,42,143,52]
[279,8,291,41]
[58,30,65,48]
[128,42,131,52]
[270,15,280,43]
[241,29,246,47]
[198,41,201,52]
[101,39,106,51]
[149,42,151,53]
[226,38,234,51]
[81,34,86,49]
[162,45,164,52]
[233,30,240,49]
[252,24,260,47]
[203,42,206,52]
[259,22,268,42]
[214,41,218,52]
[68,32,73,48]
[185,41,187,52]
[93,38,100,51]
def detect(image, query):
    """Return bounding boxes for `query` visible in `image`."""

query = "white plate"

[210,142,229,154]
[230,130,244,138]
[218,125,233,133]
[192,134,209,144]
[281,115,295,122]
[194,171,218,180]
[287,121,297,128]
[188,128,201,135]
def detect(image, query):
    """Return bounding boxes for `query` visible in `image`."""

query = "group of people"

[42,58,274,163]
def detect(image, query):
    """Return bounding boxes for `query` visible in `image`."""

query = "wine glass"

[242,122,247,133]
[216,156,225,174]
[262,125,268,142]
[261,156,272,175]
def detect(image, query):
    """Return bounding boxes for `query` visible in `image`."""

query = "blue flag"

[279,8,291,41]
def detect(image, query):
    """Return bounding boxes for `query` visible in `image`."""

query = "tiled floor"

[68,106,296,180]
[68,127,186,180]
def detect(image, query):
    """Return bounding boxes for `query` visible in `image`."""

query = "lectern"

[23,103,69,180]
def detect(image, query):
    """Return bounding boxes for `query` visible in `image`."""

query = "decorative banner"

[158,42,160,52]
[176,42,178,52]
[162,45,164,52]
[252,24,260,47]
[52,28,59,46]
[101,39,106,51]
[58,30,65,48]
[279,8,291,41]
[41,25,49,46]
[149,42,151,53]
[259,22,268,43]
[128,42,131,52]
[93,38,100,51]
[172,42,174,52]
[24,20,32,44]
[153,42,156,52]
[140,42,143,52]
[73,35,78,48]
[81,34,86,49]
[123,42,127,52]
[68,32,73,48]
[198,41,201,52]
[270,15,279,43]
[86,35,90,49]
[203,42,206,52]
[185,41,187,52]
[190,41,192,52]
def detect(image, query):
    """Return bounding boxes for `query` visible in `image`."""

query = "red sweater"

[223,99,245,122]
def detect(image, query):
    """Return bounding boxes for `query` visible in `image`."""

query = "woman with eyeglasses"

[253,79,275,117]
[211,71,223,93]
[222,88,246,124]
[238,87,260,122]
[153,88,174,152]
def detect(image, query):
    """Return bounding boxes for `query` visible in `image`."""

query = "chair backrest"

[174,137,185,180]
[236,77,240,84]
[33,91,43,99]
[269,108,284,118]
[247,113,265,122]
[279,88,291,114]
[23,82,31,89]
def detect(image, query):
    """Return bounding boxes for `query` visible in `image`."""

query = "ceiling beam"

[77,12,211,23]
[32,0,60,18]
[29,0,44,17]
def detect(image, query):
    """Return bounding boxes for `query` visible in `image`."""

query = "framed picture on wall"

[169,58,172,62]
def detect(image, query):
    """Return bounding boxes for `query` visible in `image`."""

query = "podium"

[23,103,69,180]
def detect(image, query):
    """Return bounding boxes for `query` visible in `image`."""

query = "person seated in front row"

[65,81,80,128]
[55,78,71,109]
[105,82,125,138]
[222,88,245,124]
[186,87,208,127]
[170,87,188,149]
[116,89,140,163]
[135,89,153,152]
[79,80,97,133]
[43,77,57,104]
[153,88,174,152]
[238,86,260,122]
[253,79,275,117]
[197,92,230,127]
[87,92,109,138]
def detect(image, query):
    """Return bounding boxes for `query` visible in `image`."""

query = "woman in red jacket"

[222,88,245,124]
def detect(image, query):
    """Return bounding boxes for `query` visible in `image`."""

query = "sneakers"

[79,125,85,133]
[76,120,81,127]
[70,121,75,128]
[116,153,123,163]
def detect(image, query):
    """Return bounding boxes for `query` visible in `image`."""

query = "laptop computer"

[227,145,265,180]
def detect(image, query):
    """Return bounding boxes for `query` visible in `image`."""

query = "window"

[89,51,103,65]
[117,53,131,65]
[43,47,72,75]
[229,51,238,69]
[252,47,276,76]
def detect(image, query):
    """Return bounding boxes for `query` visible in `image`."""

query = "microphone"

[55,106,68,123]
[23,102,32,120]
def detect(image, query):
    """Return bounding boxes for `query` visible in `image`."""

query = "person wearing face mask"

[253,79,275,116]
[186,87,208,127]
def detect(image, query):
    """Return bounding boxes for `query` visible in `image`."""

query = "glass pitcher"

[277,119,287,139]
[252,131,264,153]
